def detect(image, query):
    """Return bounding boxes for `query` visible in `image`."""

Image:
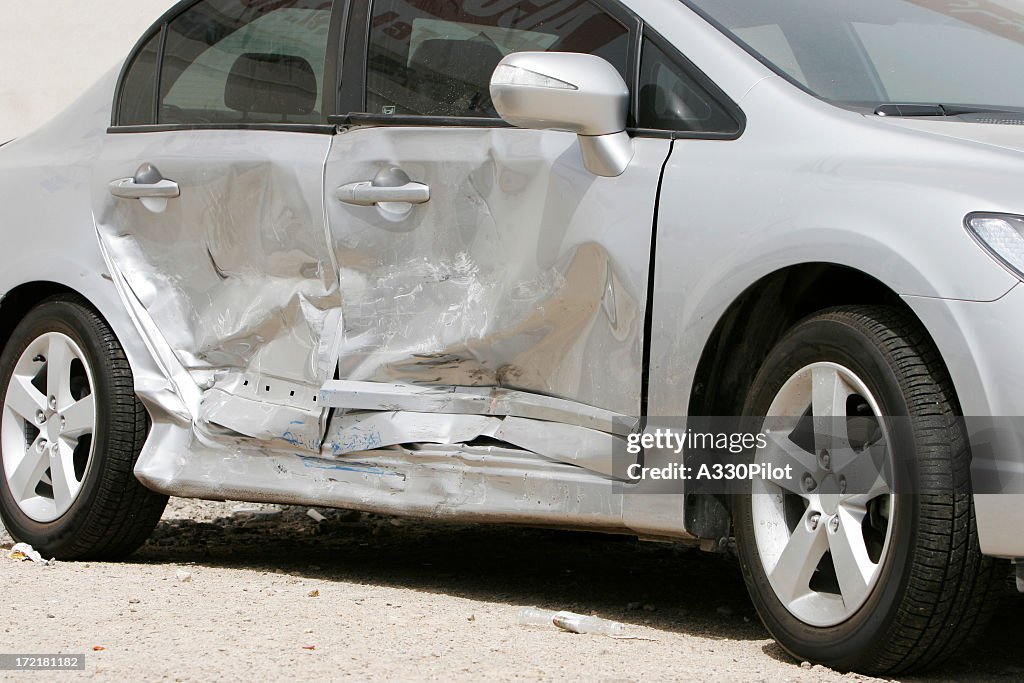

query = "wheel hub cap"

[2,332,97,523]
[752,362,896,627]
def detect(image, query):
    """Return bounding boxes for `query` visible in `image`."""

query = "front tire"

[0,296,167,559]
[734,305,1004,674]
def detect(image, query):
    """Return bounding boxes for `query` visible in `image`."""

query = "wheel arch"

[0,282,83,358]
[681,262,961,541]
[686,262,953,417]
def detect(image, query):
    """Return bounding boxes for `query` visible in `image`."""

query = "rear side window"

[637,37,740,134]
[365,0,629,119]
[117,31,161,126]
[115,0,333,127]
[160,0,332,125]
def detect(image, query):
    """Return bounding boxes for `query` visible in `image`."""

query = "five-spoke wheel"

[0,296,166,559]
[734,306,1005,675]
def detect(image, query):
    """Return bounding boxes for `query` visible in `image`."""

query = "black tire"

[734,305,1005,675]
[0,295,167,559]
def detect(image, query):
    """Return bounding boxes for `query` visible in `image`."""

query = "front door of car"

[323,0,670,428]
[91,0,340,451]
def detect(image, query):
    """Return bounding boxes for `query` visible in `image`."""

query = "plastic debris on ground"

[7,542,55,565]
[517,607,626,636]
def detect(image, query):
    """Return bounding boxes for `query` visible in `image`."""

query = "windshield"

[684,0,1024,113]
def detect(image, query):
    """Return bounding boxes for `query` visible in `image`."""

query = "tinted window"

[366,0,629,118]
[160,0,332,125]
[688,0,1024,110]
[118,31,161,126]
[637,37,739,133]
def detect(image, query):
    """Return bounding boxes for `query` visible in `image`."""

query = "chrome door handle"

[109,163,180,199]
[109,178,180,199]
[337,167,430,206]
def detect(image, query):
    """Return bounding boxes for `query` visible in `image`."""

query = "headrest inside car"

[225,53,317,116]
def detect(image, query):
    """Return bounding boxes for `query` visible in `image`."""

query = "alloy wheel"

[1,332,97,523]
[751,362,895,627]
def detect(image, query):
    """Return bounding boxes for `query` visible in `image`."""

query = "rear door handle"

[109,163,180,199]
[337,167,430,206]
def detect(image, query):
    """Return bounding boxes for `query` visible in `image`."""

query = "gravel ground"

[1,498,1021,682]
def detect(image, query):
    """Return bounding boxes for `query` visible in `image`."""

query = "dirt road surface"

[1,498,1021,682]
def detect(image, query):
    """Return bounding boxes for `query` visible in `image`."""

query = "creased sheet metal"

[324,129,666,417]
[93,130,339,449]
[323,409,626,478]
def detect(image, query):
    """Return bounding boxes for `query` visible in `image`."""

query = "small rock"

[46,614,55,619]
[129,598,141,604]
[800,661,813,669]
[308,589,320,598]
[175,569,192,583]
[467,614,476,622]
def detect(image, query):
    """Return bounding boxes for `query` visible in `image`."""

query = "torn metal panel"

[324,128,668,417]
[92,130,339,449]
[491,416,625,479]
[200,388,324,452]
[324,410,502,455]
[132,432,653,535]
[320,379,638,435]
[323,409,625,478]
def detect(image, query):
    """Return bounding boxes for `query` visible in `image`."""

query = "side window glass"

[118,31,161,126]
[160,0,333,125]
[366,0,629,118]
[637,37,740,134]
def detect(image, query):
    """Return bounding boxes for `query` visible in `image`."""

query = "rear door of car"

[91,0,342,451]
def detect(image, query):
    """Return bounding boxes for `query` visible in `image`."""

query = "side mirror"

[489,52,634,177]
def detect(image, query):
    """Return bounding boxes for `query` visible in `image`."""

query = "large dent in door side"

[95,143,340,381]
[92,131,339,449]
[327,130,662,416]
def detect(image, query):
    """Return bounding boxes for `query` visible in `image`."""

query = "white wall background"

[0,1,178,141]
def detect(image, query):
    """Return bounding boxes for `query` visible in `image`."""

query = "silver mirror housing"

[490,52,634,177]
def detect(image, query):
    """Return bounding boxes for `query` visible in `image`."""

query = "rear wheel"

[0,296,167,559]
[734,305,1004,674]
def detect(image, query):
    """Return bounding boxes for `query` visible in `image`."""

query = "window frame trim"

[333,0,744,140]
[109,0,344,134]
[336,0,645,131]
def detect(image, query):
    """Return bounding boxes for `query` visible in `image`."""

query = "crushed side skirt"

[320,380,637,435]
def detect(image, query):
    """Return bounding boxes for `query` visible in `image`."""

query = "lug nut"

[829,516,840,533]
[51,443,59,456]
[820,450,831,470]
[60,415,66,432]
[36,439,48,453]
[802,473,817,492]
[839,475,847,494]
[809,513,821,531]
[35,409,46,425]
[48,396,57,410]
